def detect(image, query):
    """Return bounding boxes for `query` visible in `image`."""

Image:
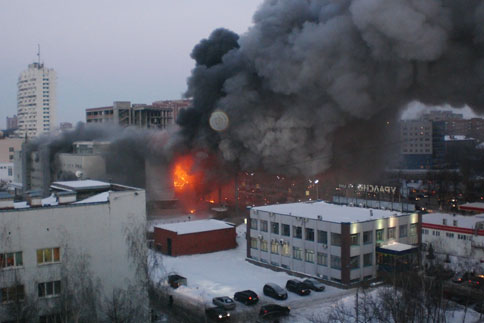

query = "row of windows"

[251,219,417,245]
[250,239,374,269]
[1,280,61,304]
[422,229,469,240]
[0,248,60,269]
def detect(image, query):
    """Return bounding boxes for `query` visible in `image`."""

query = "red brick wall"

[154,227,237,256]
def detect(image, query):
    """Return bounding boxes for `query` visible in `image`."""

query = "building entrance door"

[167,238,172,256]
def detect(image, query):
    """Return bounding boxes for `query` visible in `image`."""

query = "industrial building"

[248,201,420,286]
[422,212,484,266]
[85,99,191,129]
[154,219,236,256]
[0,180,148,322]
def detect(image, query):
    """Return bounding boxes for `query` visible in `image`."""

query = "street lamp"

[314,179,319,200]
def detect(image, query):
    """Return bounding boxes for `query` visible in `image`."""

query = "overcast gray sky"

[0,0,263,128]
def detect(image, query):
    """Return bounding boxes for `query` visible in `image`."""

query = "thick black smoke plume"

[178,0,484,177]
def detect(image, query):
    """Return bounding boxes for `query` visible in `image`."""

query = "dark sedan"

[302,278,325,292]
[259,304,290,320]
[234,290,259,305]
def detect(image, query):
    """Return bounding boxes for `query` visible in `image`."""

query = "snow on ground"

[151,224,484,322]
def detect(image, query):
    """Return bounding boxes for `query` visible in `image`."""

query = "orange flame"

[173,155,196,192]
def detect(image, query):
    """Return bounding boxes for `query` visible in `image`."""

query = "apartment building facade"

[16,62,57,138]
[248,201,420,286]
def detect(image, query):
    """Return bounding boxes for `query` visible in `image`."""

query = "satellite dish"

[75,170,83,179]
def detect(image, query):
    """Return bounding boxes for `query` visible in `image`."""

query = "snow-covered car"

[205,306,231,321]
[234,290,259,305]
[301,279,325,292]
[212,296,236,310]
[259,304,290,320]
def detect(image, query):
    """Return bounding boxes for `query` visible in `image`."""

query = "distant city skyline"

[0,0,263,129]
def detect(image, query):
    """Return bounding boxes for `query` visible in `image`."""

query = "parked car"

[167,274,187,289]
[205,307,231,321]
[302,279,326,292]
[234,290,259,305]
[212,296,236,310]
[263,283,288,300]
[286,279,310,296]
[259,304,290,320]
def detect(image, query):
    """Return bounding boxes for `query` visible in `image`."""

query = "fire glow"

[173,155,197,193]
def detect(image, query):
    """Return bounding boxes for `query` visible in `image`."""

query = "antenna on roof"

[37,44,41,65]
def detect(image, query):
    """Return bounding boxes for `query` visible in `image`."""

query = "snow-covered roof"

[379,242,416,252]
[422,212,484,229]
[444,135,473,141]
[42,194,58,206]
[252,201,409,223]
[74,191,110,204]
[51,180,111,191]
[459,202,484,211]
[155,219,234,235]
[14,201,29,209]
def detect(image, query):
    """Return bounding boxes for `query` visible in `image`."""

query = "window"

[399,225,408,238]
[388,227,396,239]
[260,240,268,252]
[250,219,258,230]
[317,252,328,266]
[363,231,372,244]
[331,255,341,269]
[1,285,24,303]
[376,229,384,241]
[282,224,290,236]
[260,220,268,232]
[331,233,341,246]
[317,230,328,244]
[363,253,373,267]
[271,222,279,235]
[305,228,314,241]
[293,226,302,239]
[443,219,447,225]
[250,238,258,249]
[37,248,60,264]
[453,220,458,227]
[410,224,417,236]
[0,252,23,269]
[432,230,440,237]
[350,256,360,269]
[8,147,14,152]
[292,247,302,260]
[350,233,360,246]
[305,249,315,263]
[282,244,290,256]
[446,232,454,238]
[38,281,61,298]
[39,314,62,323]
[271,241,279,254]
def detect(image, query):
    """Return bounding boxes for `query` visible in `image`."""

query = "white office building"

[248,201,420,286]
[0,180,148,322]
[17,62,57,138]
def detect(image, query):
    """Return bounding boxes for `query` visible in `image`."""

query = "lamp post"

[314,179,319,200]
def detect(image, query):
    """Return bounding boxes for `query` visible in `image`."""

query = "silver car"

[212,296,236,310]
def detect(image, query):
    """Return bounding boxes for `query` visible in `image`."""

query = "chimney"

[0,192,14,210]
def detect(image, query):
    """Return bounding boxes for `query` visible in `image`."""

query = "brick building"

[154,219,236,256]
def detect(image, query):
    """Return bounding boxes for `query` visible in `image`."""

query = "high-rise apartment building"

[16,62,57,138]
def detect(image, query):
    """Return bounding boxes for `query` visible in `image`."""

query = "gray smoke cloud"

[178,0,484,177]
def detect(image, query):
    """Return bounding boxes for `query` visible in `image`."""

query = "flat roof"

[379,242,416,252]
[422,212,484,229]
[459,202,484,211]
[155,219,233,235]
[252,201,408,223]
[51,180,111,191]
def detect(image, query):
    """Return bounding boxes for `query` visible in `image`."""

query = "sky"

[0,0,263,129]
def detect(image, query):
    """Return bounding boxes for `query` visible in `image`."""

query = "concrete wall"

[154,227,236,257]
